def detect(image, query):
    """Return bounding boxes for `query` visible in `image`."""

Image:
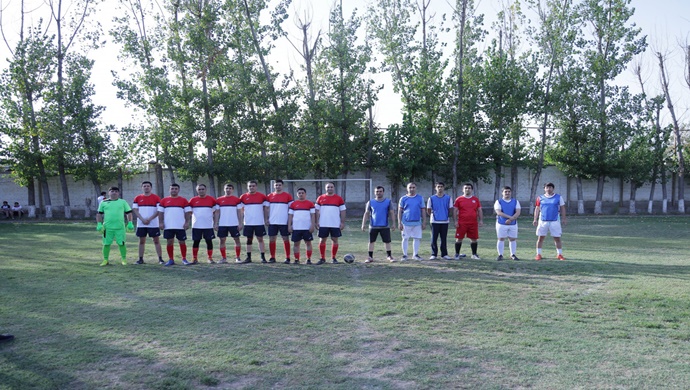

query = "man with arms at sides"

[361,186,396,263]
[287,188,316,264]
[239,180,269,263]
[215,183,244,263]
[315,182,347,265]
[132,181,164,264]
[158,183,192,266]
[533,182,567,261]
[96,186,134,266]
[427,182,454,260]
[267,179,294,264]
[189,184,219,264]
[398,182,426,261]
[454,183,484,260]
[494,186,521,261]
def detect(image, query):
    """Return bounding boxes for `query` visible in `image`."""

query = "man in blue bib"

[494,186,521,261]
[532,183,567,260]
[361,186,396,263]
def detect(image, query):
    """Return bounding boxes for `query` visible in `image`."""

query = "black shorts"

[243,225,266,237]
[369,227,392,243]
[163,229,187,241]
[291,230,314,242]
[318,227,342,238]
[268,224,289,237]
[217,226,240,238]
[136,227,161,238]
[192,228,216,241]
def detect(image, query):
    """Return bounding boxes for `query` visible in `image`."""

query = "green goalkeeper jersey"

[98,199,132,230]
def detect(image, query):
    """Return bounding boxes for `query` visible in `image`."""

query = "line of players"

[97,179,567,266]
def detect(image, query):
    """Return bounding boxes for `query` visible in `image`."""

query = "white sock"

[557,248,563,255]
[401,236,409,256]
[510,241,517,256]
[413,238,420,255]
[497,241,504,256]
[537,248,542,255]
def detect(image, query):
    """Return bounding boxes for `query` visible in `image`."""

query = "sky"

[1,0,689,132]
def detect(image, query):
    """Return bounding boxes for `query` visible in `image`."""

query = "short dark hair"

[141,181,153,187]
[100,192,106,196]
[435,182,445,187]
[297,187,307,193]
[544,182,555,189]
[170,183,180,189]
[502,186,512,191]
[224,183,234,189]
[247,180,257,186]
[275,179,284,185]
[197,184,207,189]
[463,183,474,189]
[109,186,120,192]
[375,186,385,191]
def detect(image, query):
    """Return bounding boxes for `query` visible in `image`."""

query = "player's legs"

[509,238,518,257]
[318,237,328,260]
[138,236,147,259]
[535,235,546,260]
[166,237,176,260]
[152,236,162,260]
[268,234,278,260]
[439,223,449,257]
[330,236,339,260]
[368,229,379,261]
[219,237,227,260]
[282,234,291,261]
[430,224,440,257]
[233,236,242,260]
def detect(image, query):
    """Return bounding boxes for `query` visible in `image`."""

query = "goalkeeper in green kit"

[97,186,135,266]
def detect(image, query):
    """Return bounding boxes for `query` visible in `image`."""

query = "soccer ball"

[343,253,355,263]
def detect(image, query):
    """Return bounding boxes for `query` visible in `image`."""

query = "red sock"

[294,252,300,260]
[220,247,227,259]
[319,242,326,259]
[331,244,339,259]
[269,241,276,258]
[284,241,291,259]
[193,247,199,260]
[307,249,313,259]
[167,245,174,259]
[207,249,213,259]
[235,245,241,257]
[180,243,187,259]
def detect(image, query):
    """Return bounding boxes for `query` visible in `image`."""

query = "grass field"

[1,216,690,389]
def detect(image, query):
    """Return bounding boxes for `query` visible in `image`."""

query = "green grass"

[1,216,690,389]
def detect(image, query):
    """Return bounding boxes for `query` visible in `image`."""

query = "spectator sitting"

[11,202,23,219]
[1,201,10,219]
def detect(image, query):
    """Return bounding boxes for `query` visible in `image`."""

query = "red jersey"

[454,196,481,225]
[315,194,346,228]
[216,195,242,227]
[158,196,191,229]
[240,192,269,226]
[267,192,293,225]
[132,193,161,227]
[189,195,217,229]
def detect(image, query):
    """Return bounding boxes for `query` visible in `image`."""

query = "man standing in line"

[288,188,316,264]
[267,179,294,264]
[398,182,426,261]
[361,186,396,263]
[215,183,243,264]
[533,182,567,261]
[97,186,134,266]
[239,180,269,263]
[189,184,219,264]
[426,182,453,260]
[132,181,164,264]
[158,183,192,266]
[454,183,483,260]
[494,186,521,261]
[315,182,346,265]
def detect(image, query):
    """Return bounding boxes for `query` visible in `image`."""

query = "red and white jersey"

[289,200,315,230]
[240,192,268,226]
[158,196,191,229]
[216,195,242,227]
[315,194,346,228]
[454,196,482,225]
[189,195,218,229]
[133,193,161,227]
[267,192,293,225]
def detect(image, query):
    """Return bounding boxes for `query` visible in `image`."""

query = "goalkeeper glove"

[96,222,104,232]
[126,221,135,232]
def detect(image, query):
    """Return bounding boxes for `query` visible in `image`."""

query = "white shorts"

[496,223,518,239]
[401,224,422,239]
[536,220,562,237]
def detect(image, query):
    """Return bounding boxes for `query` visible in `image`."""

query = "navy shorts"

[268,224,289,237]
[192,228,216,241]
[318,227,342,238]
[136,227,161,238]
[217,226,240,238]
[163,229,187,241]
[291,230,314,242]
[243,225,266,237]
[369,227,392,243]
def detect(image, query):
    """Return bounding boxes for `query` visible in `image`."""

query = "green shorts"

[103,228,126,246]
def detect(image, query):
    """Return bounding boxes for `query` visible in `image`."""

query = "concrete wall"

[0,166,685,218]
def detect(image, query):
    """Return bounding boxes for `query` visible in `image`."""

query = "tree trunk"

[58,162,71,219]
[594,174,604,214]
[156,163,165,197]
[629,182,637,214]
[661,164,668,213]
[576,177,585,215]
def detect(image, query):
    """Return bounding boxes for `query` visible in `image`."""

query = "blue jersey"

[399,194,425,226]
[369,198,392,228]
[428,194,452,223]
[496,198,518,225]
[537,194,562,221]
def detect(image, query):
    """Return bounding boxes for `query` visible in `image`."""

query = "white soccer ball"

[343,253,355,263]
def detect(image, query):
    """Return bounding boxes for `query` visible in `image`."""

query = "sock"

[470,242,478,255]
[235,245,241,258]
[119,244,127,260]
[260,252,266,260]
[319,242,326,259]
[180,243,187,259]
[497,241,504,256]
[247,252,252,259]
[557,248,563,255]
[220,247,227,259]
[331,244,339,259]
[167,244,174,259]
[294,251,300,260]
[207,249,213,259]
[193,247,199,260]
[284,241,291,259]
[269,241,276,258]
[537,248,542,255]
[368,251,373,258]
[510,241,517,255]
[413,239,420,256]
[139,256,143,261]
[103,245,111,261]
[386,250,392,257]
[307,249,313,259]
[455,242,462,255]
[401,237,409,256]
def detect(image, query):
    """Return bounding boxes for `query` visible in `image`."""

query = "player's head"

[169,183,180,197]
[141,181,153,194]
[435,182,445,194]
[274,179,283,192]
[13,202,19,206]
[406,182,417,195]
[544,182,555,195]
[502,186,512,199]
[296,187,307,200]
[100,191,106,196]
[196,184,207,197]
[247,180,258,193]
[2,201,7,205]
[463,183,473,196]
[224,183,234,196]
[108,186,120,200]
[375,186,385,199]
[325,182,335,195]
